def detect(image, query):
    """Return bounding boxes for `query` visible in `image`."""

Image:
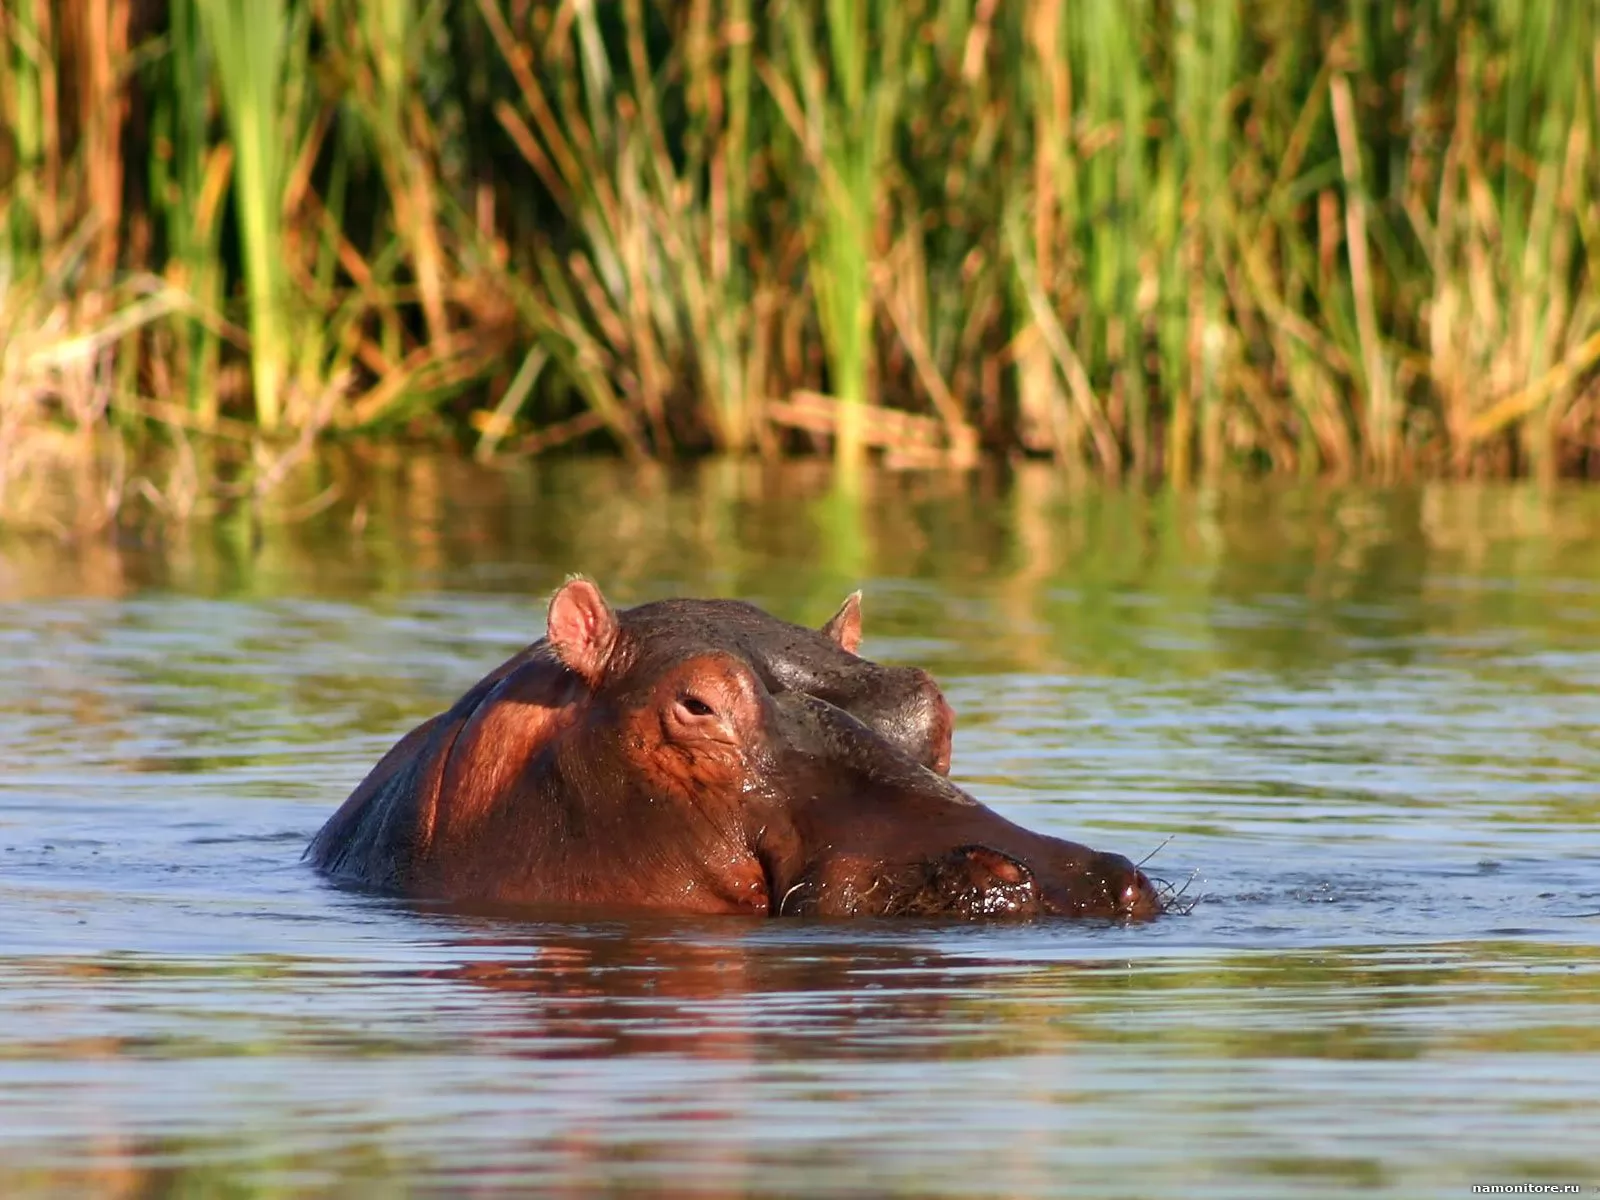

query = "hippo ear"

[821,590,863,655]
[546,577,618,684]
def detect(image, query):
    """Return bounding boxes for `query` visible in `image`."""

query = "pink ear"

[821,590,863,655]
[546,577,617,683]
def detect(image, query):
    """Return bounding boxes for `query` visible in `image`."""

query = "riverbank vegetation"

[2,0,1598,521]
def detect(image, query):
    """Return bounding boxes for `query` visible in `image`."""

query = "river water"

[1,459,1596,1197]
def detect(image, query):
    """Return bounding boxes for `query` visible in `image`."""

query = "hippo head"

[310,578,1164,919]
[608,588,955,775]
[530,579,1163,920]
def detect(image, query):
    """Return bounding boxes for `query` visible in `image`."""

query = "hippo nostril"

[1119,868,1162,918]
[1090,852,1163,919]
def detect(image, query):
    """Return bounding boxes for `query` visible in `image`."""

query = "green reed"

[1,0,46,253]
[146,0,226,422]
[775,0,904,478]
[0,0,1596,501]
[192,0,297,431]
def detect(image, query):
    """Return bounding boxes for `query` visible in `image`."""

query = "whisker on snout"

[777,880,810,917]
[1136,835,1176,870]
[1146,868,1204,917]
[1130,836,1202,917]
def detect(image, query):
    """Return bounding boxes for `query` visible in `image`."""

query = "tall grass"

[192,0,296,430]
[772,0,904,480]
[1,0,1597,502]
[147,0,227,423]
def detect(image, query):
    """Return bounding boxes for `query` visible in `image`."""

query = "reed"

[770,0,904,478]
[146,0,227,422]
[191,0,297,430]
[0,0,1596,505]
[2,0,50,253]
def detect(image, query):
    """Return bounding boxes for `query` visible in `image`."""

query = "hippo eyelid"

[678,694,716,717]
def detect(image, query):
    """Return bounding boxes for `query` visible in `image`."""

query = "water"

[1,460,1597,1197]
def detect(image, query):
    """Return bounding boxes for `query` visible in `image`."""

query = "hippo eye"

[679,695,716,718]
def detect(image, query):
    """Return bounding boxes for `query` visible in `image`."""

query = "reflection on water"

[5,928,1599,1197]
[0,460,1597,1197]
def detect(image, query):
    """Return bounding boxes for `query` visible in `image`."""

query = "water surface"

[2,462,1597,1197]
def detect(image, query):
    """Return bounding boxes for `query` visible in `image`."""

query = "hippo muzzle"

[753,692,1165,921]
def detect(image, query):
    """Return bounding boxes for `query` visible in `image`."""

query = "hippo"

[308,578,1163,920]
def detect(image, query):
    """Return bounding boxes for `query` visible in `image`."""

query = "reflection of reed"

[2,458,1596,683]
[9,940,1597,1193]
[995,464,1066,673]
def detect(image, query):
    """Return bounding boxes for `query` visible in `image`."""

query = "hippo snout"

[1093,851,1163,920]
[1030,849,1163,920]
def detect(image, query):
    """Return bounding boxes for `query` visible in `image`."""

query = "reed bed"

[1,0,1597,507]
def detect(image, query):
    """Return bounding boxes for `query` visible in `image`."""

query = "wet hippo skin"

[308,579,1163,920]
